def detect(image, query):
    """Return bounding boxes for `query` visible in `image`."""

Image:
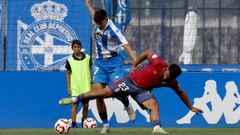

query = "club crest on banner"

[17,0,78,70]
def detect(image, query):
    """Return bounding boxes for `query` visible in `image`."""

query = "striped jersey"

[94,19,128,59]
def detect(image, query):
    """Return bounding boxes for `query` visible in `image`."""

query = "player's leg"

[142,98,159,122]
[142,98,168,134]
[121,97,136,121]
[59,87,114,105]
[92,65,111,133]
[132,91,168,134]
[81,100,89,127]
[109,66,136,121]
[93,83,111,133]
[71,102,79,128]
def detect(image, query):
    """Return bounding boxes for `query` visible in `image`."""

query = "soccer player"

[65,40,91,127]
[84,0,137,133]
[60,50,203,133]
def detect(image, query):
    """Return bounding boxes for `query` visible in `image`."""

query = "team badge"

[17,0,78,70]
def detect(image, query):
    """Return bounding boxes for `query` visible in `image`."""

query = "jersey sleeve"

[115,30,128,46]
[65,60,71,70]
[147,53,161,66]
[89,56,92,69]
[90,58,92,67]
[110,21,128,46]
[147,53,169,67]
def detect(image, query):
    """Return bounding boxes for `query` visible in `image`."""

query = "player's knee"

[151,100,158,108]
[147,99,159,111]
[96,88,113,98]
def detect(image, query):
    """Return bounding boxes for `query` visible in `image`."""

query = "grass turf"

[0,128,239,135]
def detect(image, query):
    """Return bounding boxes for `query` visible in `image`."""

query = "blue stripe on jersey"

[96,40,103,58]
[95,40,118,59]
[110,51,118,57]
[101,27,108,51]
[94,26,103,58]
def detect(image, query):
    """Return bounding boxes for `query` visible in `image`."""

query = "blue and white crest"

[17,0,78,70]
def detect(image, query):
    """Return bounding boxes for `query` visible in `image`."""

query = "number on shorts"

[93,67,99,75]
[118,83,129,91]
[92,67,99,81]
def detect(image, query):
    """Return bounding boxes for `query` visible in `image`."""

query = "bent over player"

[59,50,203,133]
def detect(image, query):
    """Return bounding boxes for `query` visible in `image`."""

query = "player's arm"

[129,50,154,73]
[122,44,137,62]
[172,86,203,113]
[66,70,71,96]
[65,60,72,96]
[85,0,95,18]
[114,27,137,63]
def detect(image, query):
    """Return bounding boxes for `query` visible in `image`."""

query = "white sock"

[103,123,109,127]
[153,125,161,129]
[71,97,78,103]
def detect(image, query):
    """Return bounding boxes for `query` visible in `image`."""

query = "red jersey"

[130,54,179,90]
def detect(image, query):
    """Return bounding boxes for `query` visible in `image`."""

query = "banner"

[0,70,240,127]
[103,0,113,19]
[7,0,91,70]
[103,0,131,32]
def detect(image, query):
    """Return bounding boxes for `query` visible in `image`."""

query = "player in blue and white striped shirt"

[85,0,137,133]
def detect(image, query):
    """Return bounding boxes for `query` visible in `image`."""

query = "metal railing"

[92,0,240,65]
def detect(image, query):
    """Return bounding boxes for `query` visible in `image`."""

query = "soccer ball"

[82,118,97,128]
[54,118,71,134]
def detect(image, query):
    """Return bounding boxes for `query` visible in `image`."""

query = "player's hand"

[129,64,142,73]
[136,64,142,70]
[191,107,203,114]
[85,0,90,5]
[129,65,137,73]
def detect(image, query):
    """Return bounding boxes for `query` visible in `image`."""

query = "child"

[65,39,91,127]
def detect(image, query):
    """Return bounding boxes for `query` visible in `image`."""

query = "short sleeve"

[147,54,161,66]
[147,53,169,67]
[109,20,128,46]
[65,60,71,70]
[115,30,128,46]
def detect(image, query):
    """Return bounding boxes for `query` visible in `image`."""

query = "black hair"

[71,39,82,48]
[94,9,108,23]
[168,64,182,79]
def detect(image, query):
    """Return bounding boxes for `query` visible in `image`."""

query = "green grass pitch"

[0,128,239,135]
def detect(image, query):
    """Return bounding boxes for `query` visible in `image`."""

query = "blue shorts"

[92,55,124,85]
[109,76,155,106]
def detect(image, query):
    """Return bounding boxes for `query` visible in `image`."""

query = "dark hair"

[168,64,182,79]
[94,9,108,23]
[71,40,82,48]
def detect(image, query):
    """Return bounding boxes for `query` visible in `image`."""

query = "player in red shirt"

[130,51,179,90]
[59,50,203,133]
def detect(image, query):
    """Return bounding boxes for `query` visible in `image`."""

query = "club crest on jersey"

[95,32,102,41]
[17,0,78,70]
